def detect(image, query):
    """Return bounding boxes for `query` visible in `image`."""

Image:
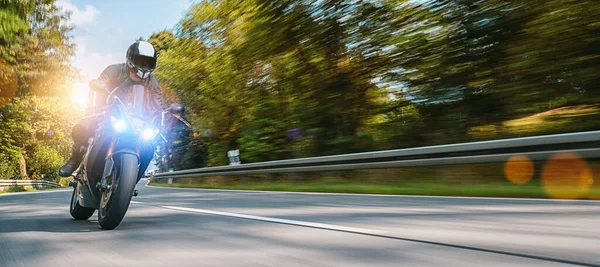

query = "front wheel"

[97,153,139,230]
[70,185,95,220]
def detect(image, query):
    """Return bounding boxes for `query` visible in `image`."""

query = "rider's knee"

[71,124,89,145]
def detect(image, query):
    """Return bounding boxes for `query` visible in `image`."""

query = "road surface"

[1,180,599,267]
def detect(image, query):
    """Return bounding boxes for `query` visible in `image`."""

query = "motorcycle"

[157,103,191,172]
[68,81,171,230]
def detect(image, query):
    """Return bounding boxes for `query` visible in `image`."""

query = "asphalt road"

[1,180,599,267]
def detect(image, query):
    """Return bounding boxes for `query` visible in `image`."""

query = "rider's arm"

[97,64,124,88]
[87,64,124,109]
[147,77,166,111]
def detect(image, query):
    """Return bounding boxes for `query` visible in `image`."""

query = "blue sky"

[57,0,193,81]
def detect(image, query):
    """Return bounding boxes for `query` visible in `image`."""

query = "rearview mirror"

[169,103,185,114]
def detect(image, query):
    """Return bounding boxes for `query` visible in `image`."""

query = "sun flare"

[71,81,89,109]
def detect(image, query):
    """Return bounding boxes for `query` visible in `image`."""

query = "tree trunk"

[18,153,27,178]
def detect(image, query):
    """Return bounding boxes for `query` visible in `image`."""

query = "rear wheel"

[70,185,95,220]
[98,154,139,230]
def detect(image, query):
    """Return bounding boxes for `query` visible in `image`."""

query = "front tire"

[98,153,139,230]
[70,186,95,220]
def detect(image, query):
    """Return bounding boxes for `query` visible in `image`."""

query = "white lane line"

[145,182,600,203]
[161,205,386,235]
[0,189,71,197]
[160,207,597,266]
[130,201,145,204]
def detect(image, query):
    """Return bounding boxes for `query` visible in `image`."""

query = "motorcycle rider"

[58,40,165,177]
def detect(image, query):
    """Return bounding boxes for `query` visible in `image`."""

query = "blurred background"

[1,0,599,198]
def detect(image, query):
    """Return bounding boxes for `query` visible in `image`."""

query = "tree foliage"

[1,0,596,176]
[1,0,76,100]
[1,0,78,178]
[148,0,600,168]
[0,96,81,177]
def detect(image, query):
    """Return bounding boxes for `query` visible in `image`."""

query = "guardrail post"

[168,178,173,185]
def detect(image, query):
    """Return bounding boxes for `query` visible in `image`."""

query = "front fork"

[99,134,140,191]
[98,135,154,197]
[99,156,116,190]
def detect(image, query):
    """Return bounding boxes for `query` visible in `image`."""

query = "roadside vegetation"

[149,161,600,200]
[2,1,599,200]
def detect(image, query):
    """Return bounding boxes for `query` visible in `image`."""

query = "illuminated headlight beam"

[110,116,127,133]
[142,128,159,141]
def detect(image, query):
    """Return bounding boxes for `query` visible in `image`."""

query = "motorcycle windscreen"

[131,84,145,118]
[117,84,161,128]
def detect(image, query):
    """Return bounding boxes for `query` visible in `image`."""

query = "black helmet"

[126,41,157,79]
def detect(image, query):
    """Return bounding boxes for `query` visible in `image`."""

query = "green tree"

[27,145,64,178]
[153,0,394,165]
[149,0,600,169]
[0,97,81,178]
[1,0,77,177]
[1,0,76,99]
[0,0,35,104]
[147,30,176,55]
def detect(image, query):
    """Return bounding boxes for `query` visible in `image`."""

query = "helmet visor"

[131,54,156,72]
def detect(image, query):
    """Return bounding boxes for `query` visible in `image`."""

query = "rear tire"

[98,153,138,230]
[70,186,95,220]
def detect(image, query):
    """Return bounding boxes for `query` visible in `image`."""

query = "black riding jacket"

[92,63,165,114]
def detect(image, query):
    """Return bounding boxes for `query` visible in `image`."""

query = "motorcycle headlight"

[110,116,127,133]
[142,128,159,141]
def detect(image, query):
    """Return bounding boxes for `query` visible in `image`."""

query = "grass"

[0,185,66,194]
[0,186,33,194]
[148,179,600,200]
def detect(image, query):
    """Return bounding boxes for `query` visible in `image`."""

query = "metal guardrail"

[0,180,62,190]
[152,130,600,180]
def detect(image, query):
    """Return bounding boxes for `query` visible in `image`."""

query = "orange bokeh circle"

[541,152,594,199]
[504,155,534,184]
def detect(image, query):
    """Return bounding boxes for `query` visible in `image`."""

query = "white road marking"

[130,201,144,204]
[161,205,385,235]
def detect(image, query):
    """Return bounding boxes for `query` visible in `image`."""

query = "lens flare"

[541,152,593,199]
[504,155,534,184]
[71,82,89,109]
[142,128,158,140]
[110,116,127,133]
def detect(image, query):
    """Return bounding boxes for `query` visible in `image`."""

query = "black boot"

[59,144,84,177]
